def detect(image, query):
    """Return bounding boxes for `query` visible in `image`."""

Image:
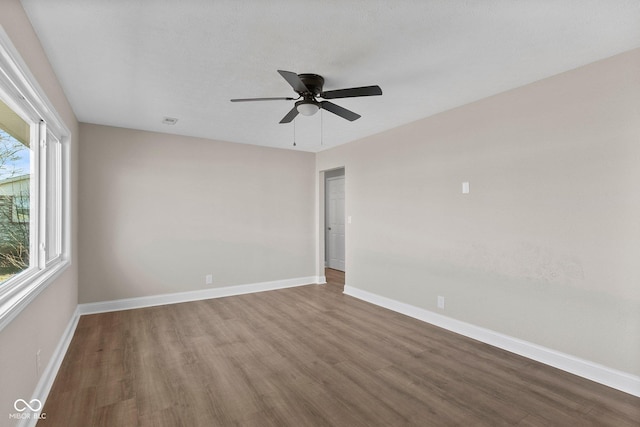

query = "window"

[0,29,70,331]
[0,103,31,281]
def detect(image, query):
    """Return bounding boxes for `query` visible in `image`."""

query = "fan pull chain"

[320,109,324,146]
[293,117,296,147]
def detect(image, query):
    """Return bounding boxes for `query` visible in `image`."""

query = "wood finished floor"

[39,268,639,426]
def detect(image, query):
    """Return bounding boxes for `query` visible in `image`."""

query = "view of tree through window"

[0,99,31,285]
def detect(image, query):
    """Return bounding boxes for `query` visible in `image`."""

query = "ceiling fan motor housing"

[297,74,325,96]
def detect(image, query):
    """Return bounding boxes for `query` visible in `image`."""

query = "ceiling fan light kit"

[296,100,320,116]
[231,70,382,124]
[296,101,320,116]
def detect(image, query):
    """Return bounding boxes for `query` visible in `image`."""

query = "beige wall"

[317,48,640,376]
[0,1,79,425]
[78,124,316,303]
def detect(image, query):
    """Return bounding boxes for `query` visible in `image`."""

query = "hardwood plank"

[95,398,138,427]
[38,274,640,426]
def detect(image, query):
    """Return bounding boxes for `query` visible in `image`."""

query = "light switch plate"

[462,182,470,194]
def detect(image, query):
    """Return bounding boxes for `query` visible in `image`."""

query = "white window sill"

[0,260,70,332]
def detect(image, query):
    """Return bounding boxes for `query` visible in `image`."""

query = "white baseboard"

[344,285,640,398]
[19,307,80,427]
[78,276,322,315]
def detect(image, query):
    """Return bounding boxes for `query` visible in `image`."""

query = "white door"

[327,176,345,271]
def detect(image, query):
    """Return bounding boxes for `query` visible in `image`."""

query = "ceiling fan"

[231,70,382,123]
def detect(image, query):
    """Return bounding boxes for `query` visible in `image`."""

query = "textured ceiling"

[20,0,640,152]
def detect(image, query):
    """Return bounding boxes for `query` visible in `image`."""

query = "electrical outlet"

[205,274,213,285]
[437,296,445,310]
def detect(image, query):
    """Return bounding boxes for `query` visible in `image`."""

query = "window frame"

[0,27,71,332]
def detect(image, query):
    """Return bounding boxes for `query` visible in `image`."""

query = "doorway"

[325,168,345,272]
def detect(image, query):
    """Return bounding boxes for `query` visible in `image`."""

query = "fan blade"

[277,70,309,93]
[321,101,361,121]
[321,85,382,99]
[230,97,295,102]
[279,106,299,123]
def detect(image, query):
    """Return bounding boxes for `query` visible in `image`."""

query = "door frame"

[318,167,346,281]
